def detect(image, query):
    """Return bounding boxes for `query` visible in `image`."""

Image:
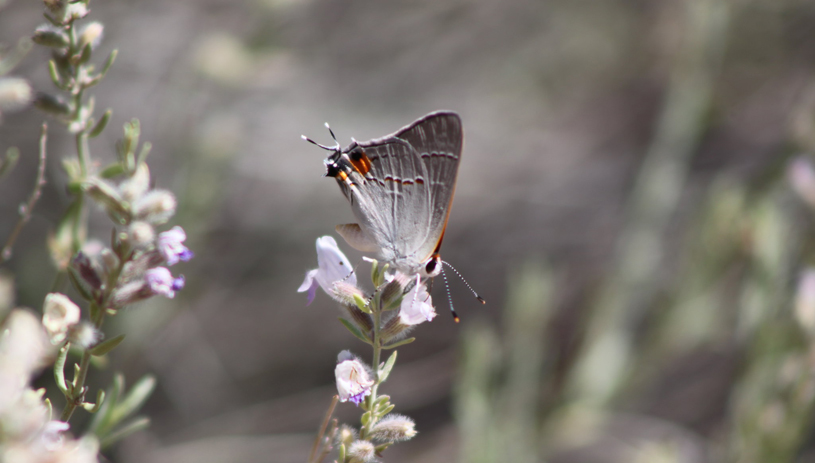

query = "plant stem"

[0,124,48,263]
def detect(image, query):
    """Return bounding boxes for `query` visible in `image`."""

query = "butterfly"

[305,111,463,279]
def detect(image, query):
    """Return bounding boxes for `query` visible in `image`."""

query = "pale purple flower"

[398,280,436,326]
[145,267,185,299]
[298,236,356,305]
[335,350,373,406]
[157,226,194,266]
[40,420,69,451]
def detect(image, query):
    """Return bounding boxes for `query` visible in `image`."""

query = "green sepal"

[354,293,371,314]
[81,389,105,413]
[137,142,152,165]
[89,109,112,138]
[339,318,372,344]
[99,417,150,450]
[379,351,397,382]
[47,60,63,88]
[54,344,70,395]
[89,334,125,356]
[375,443,393,453]
[338,443,346,462]
[100,49,117,77]
[379,403,395,416]
[67,267,94,302]
[44,398,53,420]
[99,162,125,179]
[382,337,415,350]
[77,43,92,66]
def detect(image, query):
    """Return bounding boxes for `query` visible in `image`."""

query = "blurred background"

[3,0,815,461]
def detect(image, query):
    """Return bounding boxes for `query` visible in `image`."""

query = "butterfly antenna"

[301,122,341,152]
[442,260,486,304]
[440,264,460,323]
[325,122,340,148]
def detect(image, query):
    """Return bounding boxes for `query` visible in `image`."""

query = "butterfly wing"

[350,111,462,270]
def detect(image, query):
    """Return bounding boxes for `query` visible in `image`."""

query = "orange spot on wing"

[350,151,372,175]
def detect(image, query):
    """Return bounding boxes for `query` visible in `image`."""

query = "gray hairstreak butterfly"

[303,111,484,318]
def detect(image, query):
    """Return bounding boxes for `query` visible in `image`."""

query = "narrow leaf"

[338,318,372,345]
[382,337,415,350]
[89,334,125,356]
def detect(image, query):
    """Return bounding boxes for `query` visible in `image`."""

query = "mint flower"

[335,350,373,406]
[398,281,436,326]
[42,293,81,344]
[156,226,194,266]
[144,267,185,299]
[298,236,356,305]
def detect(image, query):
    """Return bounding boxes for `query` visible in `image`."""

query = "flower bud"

[100,248,120,274]
[0,78,33,113]
[68,321,100,349]
[332,281,367,307]
[336,424,357,447]
[78,22,103,50]
[380,273,410,310]
[119,163,150,203]
[128,221,155,248]
[346,440,376,463]
[72,251,102,290]
[109,280,151,307]
[32,25,69,48]
[83,178,129,222]
[42,293,81,344]
[343,304,373,333]
[133,189,177,225]
[369,414,417,442]
[34,92,71,116]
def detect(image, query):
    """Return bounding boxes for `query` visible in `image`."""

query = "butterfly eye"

[424,256,441,277]
[325,162,340,178]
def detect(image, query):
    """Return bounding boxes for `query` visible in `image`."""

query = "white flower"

[0,311,50,415]
[298,236,356,305]
[42,293,81,344]
[398,281,436,326]
[335,350,373,406]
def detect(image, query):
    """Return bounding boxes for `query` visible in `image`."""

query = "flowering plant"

[0,0,192,460]
[301,237,433,462]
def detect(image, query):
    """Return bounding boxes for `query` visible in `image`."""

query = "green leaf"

[379,351,397,382]
[99,162,125,179]
[99,417,150,449]
[110,375,155,426]
[338,318,372,345]
[379,403,395,416]
[87,373,123,437]
[89,109,112,138]
[361,411,371,426]
[136,142,151,166]
[81,389,105,413]
[382,337,415,350]
[89,334,125,356]
[54,344,70,395]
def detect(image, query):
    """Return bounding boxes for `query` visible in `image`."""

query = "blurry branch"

[1,123,48,264]
[307,395,339,463]
[568,0,731,404]
[455,263,556,463]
